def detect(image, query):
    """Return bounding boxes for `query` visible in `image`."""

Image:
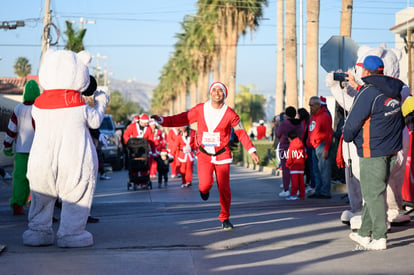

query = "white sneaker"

[3,172,12,180]
[305,186,314,194]
[365,238,387,250]
[349,232,370,247]
[278,190,290,197]
[389,214,411,224]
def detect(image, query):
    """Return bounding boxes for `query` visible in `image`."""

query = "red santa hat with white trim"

[140,113,149,122]
[209,82,228,99]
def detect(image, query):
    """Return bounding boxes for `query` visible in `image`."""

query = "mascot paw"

[94,90,110,106]
[389,214,411,225]
[325,72,341,89]
[341,210,361,224]
[22,229,54,247]
[57,230,93,248]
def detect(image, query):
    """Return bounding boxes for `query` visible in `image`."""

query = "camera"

[333,72,347,82]
[82,75,97,96]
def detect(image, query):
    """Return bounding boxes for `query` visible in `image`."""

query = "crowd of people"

[1,50,411,250]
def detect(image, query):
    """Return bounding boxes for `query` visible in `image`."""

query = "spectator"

[276,106,303,197]
[89,128,110,180]
[256,120,267,140]
[306,96,333,199]
[331,106,345,184]
[3,80,40,215]
[344,55,404,250]
[298,108,313,193]
[151,81,259,230]
[285,130,307,200]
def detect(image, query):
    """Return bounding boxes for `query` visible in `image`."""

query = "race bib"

[202,132,220,147]
[183,145,192,154]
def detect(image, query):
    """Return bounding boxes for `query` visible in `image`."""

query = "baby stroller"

[126,138,152,190]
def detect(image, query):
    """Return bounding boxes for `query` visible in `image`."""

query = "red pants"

[197,153,231,222]
[290,172,305,199]
[170,158,179,177]
[179,161,194,184]
[150,157,157,177]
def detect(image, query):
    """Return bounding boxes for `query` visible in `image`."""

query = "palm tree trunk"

[190,82,197,107]
[285,0,298,108]
[304,0,320,108]
[340,0,353,36]
[275,0,285,115]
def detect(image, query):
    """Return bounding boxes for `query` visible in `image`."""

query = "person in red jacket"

[152,82,260,230]
[123,114,154,181]
[167,128,180,178]
[149,119,163,178]
[256,120,267,140]
[306,96,333,199]
[173,126,197,188]
[285,130,307,200]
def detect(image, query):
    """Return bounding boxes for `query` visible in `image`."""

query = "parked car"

[99,114,124,171]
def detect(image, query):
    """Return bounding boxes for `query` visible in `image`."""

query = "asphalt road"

[1,164,414,275]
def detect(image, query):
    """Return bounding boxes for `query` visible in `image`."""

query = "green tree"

[64,21,86,52]
[235,85,265,131]
[13,57,31,78]
[107,91,142,124]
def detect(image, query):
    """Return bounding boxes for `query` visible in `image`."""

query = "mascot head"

[39,49,92,92]
[354,43,402,81]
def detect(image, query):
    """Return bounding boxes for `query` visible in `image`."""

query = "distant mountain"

[109,78,156,111]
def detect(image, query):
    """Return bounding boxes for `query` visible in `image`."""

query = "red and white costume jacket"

[286,137,307,173]
[123,122,155,153]
[162,101,256,164]
[167,128,179,154]
[152,128,164,156]
[173,129,197,163]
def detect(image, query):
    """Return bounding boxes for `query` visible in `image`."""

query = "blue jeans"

[313,142,331,196]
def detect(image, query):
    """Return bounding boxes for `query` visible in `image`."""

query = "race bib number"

[202,132,220,147]
[183,145,192,154]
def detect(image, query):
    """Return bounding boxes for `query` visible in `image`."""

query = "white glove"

[99,133,108,148]
[94,90,110,107]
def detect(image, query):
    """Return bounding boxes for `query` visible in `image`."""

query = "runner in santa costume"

[167,128,180,178]
[123,113,155,180]
[149,119,162,178]
[173,126,197,188]
[152,82,260,230]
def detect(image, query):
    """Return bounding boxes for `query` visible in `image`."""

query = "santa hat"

[160,149,168,155]
[320,96,327,105]
[23,79,40,102]
[133,115,140,122]
[140,113,149,122]
[209,82,228,99]
[149,118,156,125]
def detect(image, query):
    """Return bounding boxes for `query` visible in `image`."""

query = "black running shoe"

[200,191,210,201]
[222,219,234,231]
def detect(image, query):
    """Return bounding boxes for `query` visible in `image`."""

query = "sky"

[0,0,413,98]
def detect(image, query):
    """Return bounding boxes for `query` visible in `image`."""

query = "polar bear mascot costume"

[22,49,109,248]
[326,44,412,229]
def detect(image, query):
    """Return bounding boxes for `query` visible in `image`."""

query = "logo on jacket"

[384,98,399,108]
[309,121,316,131]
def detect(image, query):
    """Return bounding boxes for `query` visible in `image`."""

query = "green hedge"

[232,140,277,168]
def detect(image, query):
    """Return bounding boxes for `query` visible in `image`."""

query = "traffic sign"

[321,35,359,72]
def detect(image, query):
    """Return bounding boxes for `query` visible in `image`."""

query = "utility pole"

[41,0,51,62]
[95,53,108,86]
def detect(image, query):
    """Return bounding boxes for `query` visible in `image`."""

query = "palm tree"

[340,0,353,36]
[64,21,87,52]
[275,0,285,115]
[285,0,298,108]
[304,0,320,108]
[13,57,31,78]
